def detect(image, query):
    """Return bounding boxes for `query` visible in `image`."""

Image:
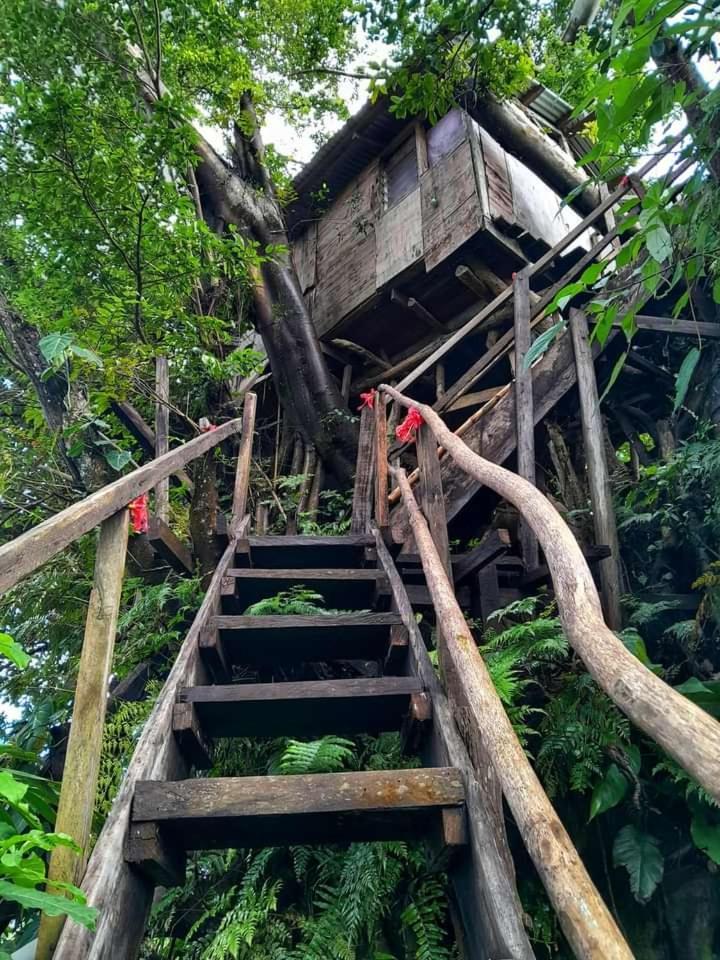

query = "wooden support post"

[154,357,170,524]
[374,396,389,532]
[351,404,376,533]
[230,392,257,534]
[435,362,445,401]
[341,363,352,401]
[416,424,451,579]
[36,508,130,960]
[407,297,443,332]
[569,309,623,630]
[513,268,538,569]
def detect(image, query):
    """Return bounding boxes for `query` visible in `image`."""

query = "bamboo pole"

[230,392,257,534]
[569,309,623,629]
[154,357,170,524]
[380,383,720,804]
[392,465,633,960]
[36,509,130,960]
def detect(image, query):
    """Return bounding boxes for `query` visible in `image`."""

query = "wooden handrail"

[395,131,685,395]
[380,383,720,804]
[0,417,243,594]
[393,465,633,960]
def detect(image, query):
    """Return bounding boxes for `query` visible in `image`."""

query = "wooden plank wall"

[376,190,423,288]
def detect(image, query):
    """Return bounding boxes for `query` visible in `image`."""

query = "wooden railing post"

[569,309,623,629]
[513,268,538,570]
[154,356,170,524]
[416,423,451,578]
[374,396,389,532]
[230,392,257,534]
[36,508,130,960]
[351,404,376,533]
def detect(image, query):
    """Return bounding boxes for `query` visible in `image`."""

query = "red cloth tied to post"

[357,389,376,411]
[396,408,424,443]
[199,417,217,433]
[129,493,149,534]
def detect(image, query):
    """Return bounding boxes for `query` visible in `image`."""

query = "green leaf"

[674,677,720,718]
[590,764,628,820]
[0,633,30,670]
[38,333,72,366]
[613,825,663,903]
[713,277,720,305]
[0,879,97,928]
[523,320,565,370]
[599,351,628,402]
[69,345,103,368]
[645,224,672,263]
[690,809,720,864]
[672,347,700,414]
[104,449,132,471]
[0,771,27,806]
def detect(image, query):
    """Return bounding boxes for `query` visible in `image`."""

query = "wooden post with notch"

[416,423,451,579]
[154,356,170,524]
[351,403,376,533]
[569,309,623,629]
[230,392,257,535]
[513,268,538,569]
[36,508,130,960]
[374,395,389,534]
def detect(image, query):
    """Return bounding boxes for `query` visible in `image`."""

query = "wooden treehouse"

[1,86,720,960]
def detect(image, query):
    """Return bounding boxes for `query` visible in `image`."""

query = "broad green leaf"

[104,449,133,471]
[690,809,720,865]
[0,879,97,928]
[613,825,663,903]
[589,764,628,820]
[38,333,73,366]
[713,277,720,304]
[672,347,700,414]
[599,350,628,402]
[645,225,672,263]
[0,633,29,670]
[621,630,663,674]
[674,677,720,718]
[523,320,565,370]
[0,771,27,806]
[69,345,103,368]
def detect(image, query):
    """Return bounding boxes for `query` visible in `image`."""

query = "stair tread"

[176,677,422,737]
[201,613,407,672]
[130,768,464,849]
[228,567,384,579]
[246,535,375,547]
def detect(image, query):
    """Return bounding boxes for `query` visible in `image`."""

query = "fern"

[401,877,456,960]
[269,736,355,775]
[244,586,329,617]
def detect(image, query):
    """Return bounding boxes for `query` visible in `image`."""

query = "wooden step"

[174,677,423,742]
[221,567,388,612]
[202,612,405,671]
[238,534,375,570]
[127,768,466,876]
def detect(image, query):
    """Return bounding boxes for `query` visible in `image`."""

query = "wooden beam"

[331,338,390,371]
[54,531,242,960]
[0,417,242,595]
[36,509,130,960]
[230,392,257,535]
[382,385,720,806]
[416,424,451,579]
[408,297,443,331]
[622,315,720,338]
[391,466,634,960]
[513,269,538,569]
[351,403,376,533]
[453,529,511,585]
[569,309,623,629]
[353,335,446,393]
[455,264,492,299]
[374,396,389,532]
[147,516,193,575]
[111,400,194,492]
[154,357,170,524]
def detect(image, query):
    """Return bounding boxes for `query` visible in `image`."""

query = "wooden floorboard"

[176,677,422,737]
[243,535,376,569]
[209,612,403,667]
[130,769,464,849]
[223,567,386,611]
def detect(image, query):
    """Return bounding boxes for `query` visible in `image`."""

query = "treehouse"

[288,89,596,378]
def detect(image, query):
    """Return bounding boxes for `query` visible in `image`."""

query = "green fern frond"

[270,735,355,775]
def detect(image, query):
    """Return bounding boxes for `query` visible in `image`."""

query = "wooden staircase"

[125,533,468,889]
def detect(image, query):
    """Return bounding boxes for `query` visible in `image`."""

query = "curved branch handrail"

[380,383,720,804]
[0,417,244,594]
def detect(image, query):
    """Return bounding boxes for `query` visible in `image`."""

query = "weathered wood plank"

[513,268,538,569]
[453,529,510,584]
[113,401,194,490]
[569,309,623,629]
[376,189,423,288]
[36,509,130,959]
[373,527,534,960]
[54,532,242,960]
[420,140,484,271]
[351,404,376,533]
[231,392,257,535]
[374,395,389,530]
[416,425,451,579]
[0,418,242,595]
[147,516,193,575]
[130,769,464,850]
[176,677,423,738]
